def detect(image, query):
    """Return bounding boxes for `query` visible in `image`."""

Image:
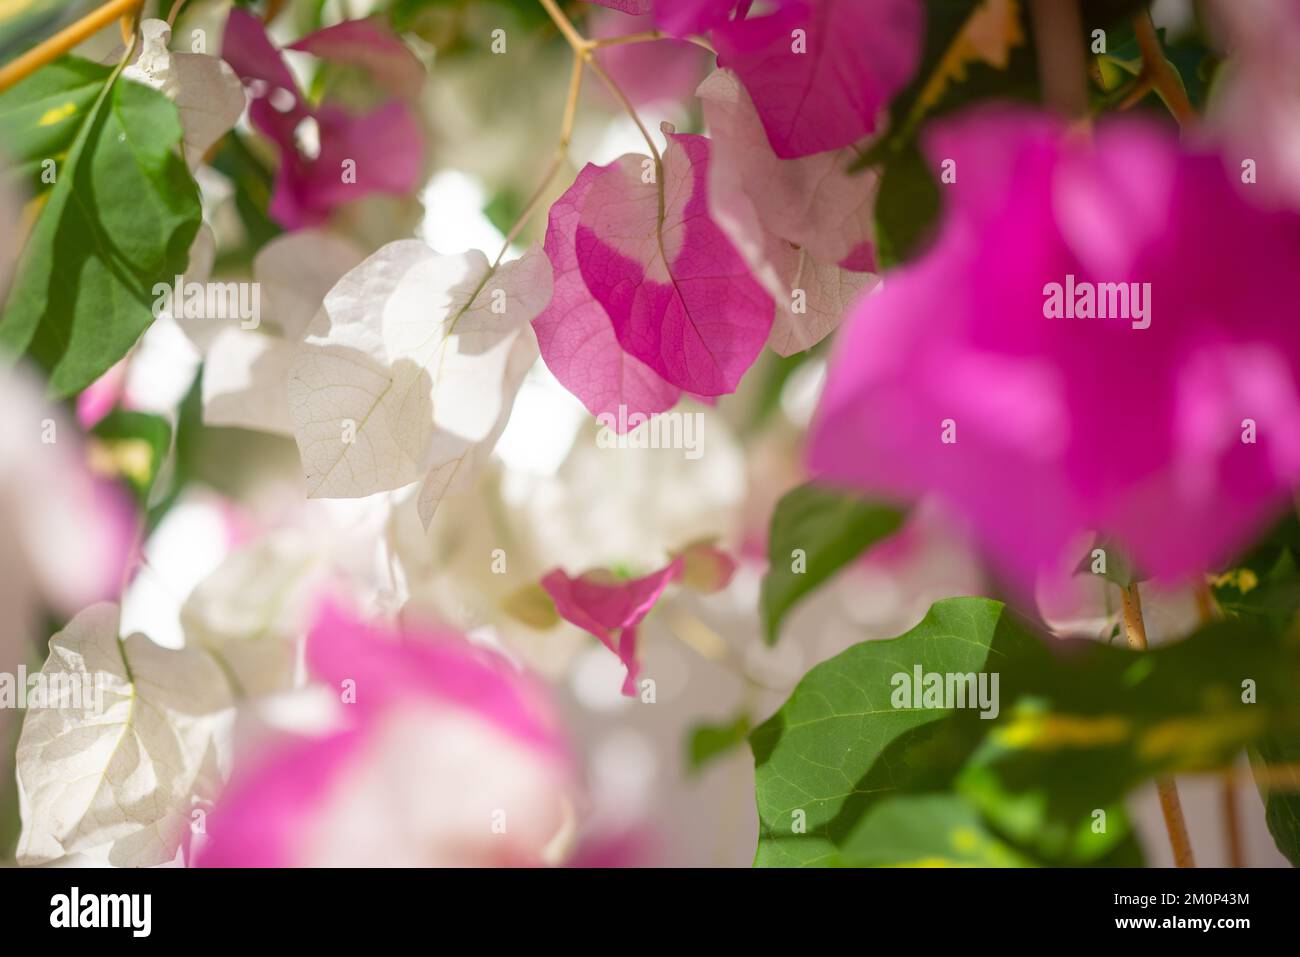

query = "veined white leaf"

[198,230,366,434]
[16,603,233,867]
[180,534,322,698]
[288,242,549,505]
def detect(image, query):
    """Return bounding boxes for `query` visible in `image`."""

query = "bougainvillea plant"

[1,0,1299,875]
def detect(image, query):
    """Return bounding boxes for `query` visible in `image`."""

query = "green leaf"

[871,142,941,270]
[894,0,1028,144]
[1209,514,1300,636]
[752,596,1300,867]
[208,131,282,268]
[90,409,173,506]
[1250,736,1300,866]
[1094,22,1212,117]
[0,57,109,193]
[751,597,1035,865]
[759,483,906,646]
[1205,515,1300,865]
[687,714,751,775]
[0,0,90,62]
[839,793,1034,867]
[0,58,201,397]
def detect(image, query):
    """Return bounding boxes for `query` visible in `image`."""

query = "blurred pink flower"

[286,18,426,101]
[221,11,423,229]
[809,109,1300,589]
[75,357,128,429]
[0,365,133,671]
[1204,0,1300,210]
[200,603,578,866]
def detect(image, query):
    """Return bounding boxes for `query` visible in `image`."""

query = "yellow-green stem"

[1120,582,1196,867]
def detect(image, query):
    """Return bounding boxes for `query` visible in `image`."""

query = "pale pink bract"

[534,132,772,421]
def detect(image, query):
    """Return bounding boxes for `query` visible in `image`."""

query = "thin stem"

[1155,779,1195,867]
[1027,0,1088,119]
[492,54,584,265]
[1117,77,1154,111]
[587,29,716,54]
[1118,583,1148,650]
[167,0,194,28]
[1220,773,1245,867]
[1193,581,1245,867]
[587,30,663,48]
[496,2,676,262]
[1119,582,1196,867]
[536,0,663,169]
[584,55,662,169]
[537,0,587,53]
[0,0,144,93]
[1132,10,1196,129]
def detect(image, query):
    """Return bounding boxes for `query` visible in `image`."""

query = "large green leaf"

[1251,735,1300,866]
[1210,513,1300,865]
[870,142,941,271]
[839,793,1034,867]
[0,57,201,397]
[759,483,906,646]
[0,57,109,192]
[752,596,1300,867]
[752,597,1039,865]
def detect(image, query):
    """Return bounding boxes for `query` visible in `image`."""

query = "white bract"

[180,534,322,698]
[200,230,366,434]
[124,19,246,170]
[288,242,550,527]
[16,604,233,867]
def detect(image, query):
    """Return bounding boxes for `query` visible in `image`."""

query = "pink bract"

[541,559,684,696]
[808,108,1300,590]
[570,132,773,396]
[712,0,923,158]
[533,164,682,427]
[534,132,772,420]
